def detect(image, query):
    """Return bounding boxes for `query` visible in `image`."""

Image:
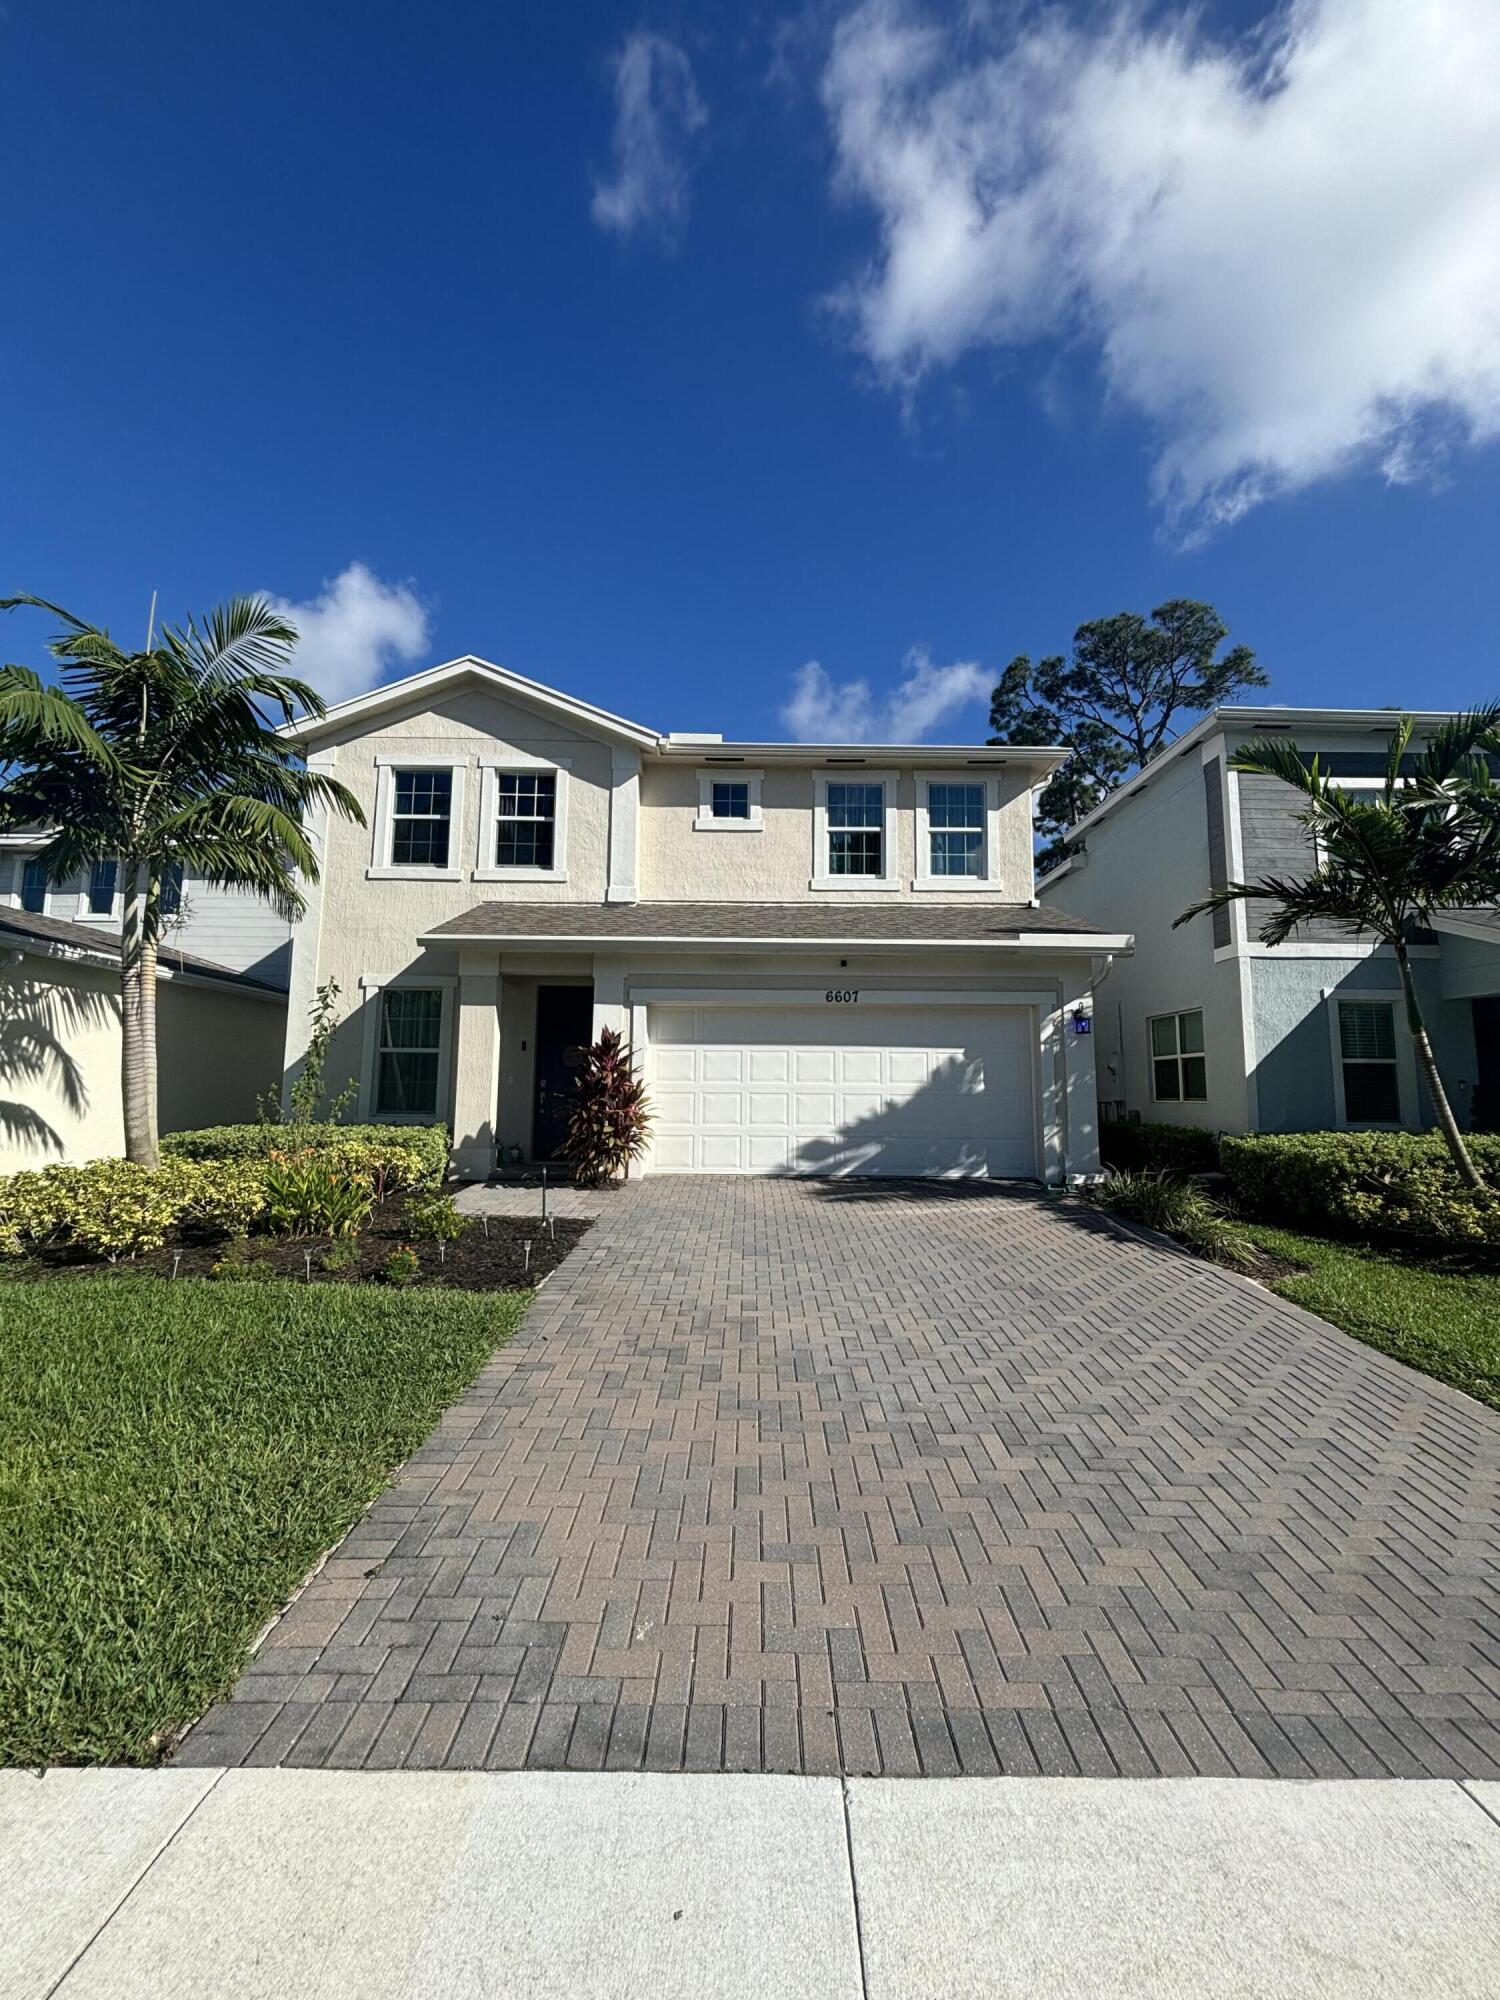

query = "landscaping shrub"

[262,1154,374,1239]
[562,1028,651,1187]
[0,1159,268,1262]
[382,1243,421,1286]
[1093,1168,1253,1269]
[163,1121,449,1185]
[1221,1131,1500,1246]
[1100,1120,1220,1175]
[405,1188,468,1242]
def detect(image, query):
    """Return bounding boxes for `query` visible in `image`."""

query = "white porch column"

[592,953,627,1043]
[1060,965,1101,1180]
[451,947,501,1181]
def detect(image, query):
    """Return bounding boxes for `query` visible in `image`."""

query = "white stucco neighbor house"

[1038,706,1500,1138]
[280,657,1128,1182]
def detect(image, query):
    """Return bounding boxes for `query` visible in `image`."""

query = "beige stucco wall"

[0,950,286,1171]
[638,762,1037,902]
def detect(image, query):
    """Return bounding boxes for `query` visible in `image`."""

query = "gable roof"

[420,899,1128,951]
[281,656,662,751]
[0,905,287,996]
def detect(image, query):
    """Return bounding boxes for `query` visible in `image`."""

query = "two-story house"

[281,657,1127,1180]
[1038,706,1500,1136]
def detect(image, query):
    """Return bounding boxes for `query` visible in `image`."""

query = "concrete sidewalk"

[4,1772,1498,1999]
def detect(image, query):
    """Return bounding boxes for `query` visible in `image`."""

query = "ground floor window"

[376,988,444,1115]
[1338,1000,1401,1123]
[1150,1009,1207,1102]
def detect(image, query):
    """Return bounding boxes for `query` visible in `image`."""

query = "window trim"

[694,767,764,832]
[1326,988,1415,1130]
[358,973,457,1124]
[913,772,999,890]
[369,756,466,882]
[811,770,899,892]
[475,755,570,882]
[1148,1008,1208,1104]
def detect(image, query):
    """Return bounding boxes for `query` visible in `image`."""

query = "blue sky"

[4,0,1499,742]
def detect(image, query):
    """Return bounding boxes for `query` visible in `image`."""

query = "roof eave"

[417,927,1129,953]
[280,656,661,750]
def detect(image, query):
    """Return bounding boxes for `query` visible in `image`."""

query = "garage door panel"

[645,1002,1037,1180]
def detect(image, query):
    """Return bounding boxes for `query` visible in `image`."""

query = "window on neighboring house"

[375,988,444,1116]
[390,768,453,868]
[20,858,47,913]
[495,772,556,869]
[159,861,184,916]
[709,780,750,821]
[927,782,985,877]
[1151,1010,1207,1102]
[88,859,118,914]
[1338,1001,1401,1123]
[826,782,886,876]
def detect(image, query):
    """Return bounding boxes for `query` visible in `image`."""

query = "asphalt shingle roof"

[422,899,1108,944]
[0,904,288,994]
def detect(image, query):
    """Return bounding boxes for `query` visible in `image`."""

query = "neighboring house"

[0,834,293,986]
[281,657,1127,1181]
[1037,707,1500,1137]
[0,905,288,1170]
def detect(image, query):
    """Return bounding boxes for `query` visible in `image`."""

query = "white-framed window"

[158,861,184,916]
[370,757,466,881]
[1329,995,1411,1128]
[812,771,897,890]
[694,767,763,831]
[20,857,48,913]
[914,775,999,888]
[476,758,569,881]
[359,974,456,1122]
[88,858,118,915]
[1150,1009,1207,1102]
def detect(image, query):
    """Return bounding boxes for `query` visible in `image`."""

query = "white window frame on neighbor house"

[358,973,457,1123]
[1325,989,1416,1130]
[1149,1008,1208,1104]
[474,755,570,883]
[19,854,51,914]
[913,773,1000,890]
[811,770,898,891]
[694,767,763,832]
[369,756,466,882]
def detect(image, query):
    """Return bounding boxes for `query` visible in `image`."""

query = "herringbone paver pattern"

[179,1179,1500,1778]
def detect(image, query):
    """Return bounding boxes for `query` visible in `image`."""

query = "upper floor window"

[88,859,118,915]
[20,858,47,913]
[159,861,184,916]
[1151,1010,1207,1102]
[926,783,984,877]
[1338,1000,1401,1124]
[694,767,763,831]
[826,783,885,876]
[495,772,556,869]
[391,769,452,868]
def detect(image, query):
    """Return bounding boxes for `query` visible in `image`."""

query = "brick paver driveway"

[181,1179,1500,1779]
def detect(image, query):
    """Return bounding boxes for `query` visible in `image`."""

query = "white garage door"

[645,1002,1037,1178]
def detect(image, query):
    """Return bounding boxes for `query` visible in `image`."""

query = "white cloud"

[782,647,989,741]
[591,31,707,244]
[822,0,1500,535]
[266,562,430,705]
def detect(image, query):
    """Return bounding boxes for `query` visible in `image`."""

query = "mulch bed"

[10,1194,591,1293]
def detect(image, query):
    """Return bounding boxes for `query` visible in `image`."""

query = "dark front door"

[532,985,595,1161]
[1473,997,1500,1133]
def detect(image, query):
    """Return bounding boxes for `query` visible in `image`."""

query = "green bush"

[1100,1120,1220,1174]
[382,1244,421,1286]
[163,1121,449,1185]
[0,1159,269,1262]
[263,1154,374,1239]
[1220,1131,1500,1246]
[405,1188,468,1242]
[1093,1167,1252,1268]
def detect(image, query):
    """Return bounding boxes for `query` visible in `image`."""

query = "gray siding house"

[1038,708,1500,1137]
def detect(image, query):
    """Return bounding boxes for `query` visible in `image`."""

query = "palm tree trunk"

[120,871,159,1168]
[1393,940,1485,1193]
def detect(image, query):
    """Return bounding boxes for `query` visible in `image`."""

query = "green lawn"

[1244,1224,1500,1412]
[0,1277,527,1767]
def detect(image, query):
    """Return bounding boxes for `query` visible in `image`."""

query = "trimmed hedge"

[163,1121,451,1183]
[1220,1131,1500,1246]
[1100,1120,1220,1176]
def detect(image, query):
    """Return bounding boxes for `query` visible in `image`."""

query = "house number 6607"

[825,988,860,1003]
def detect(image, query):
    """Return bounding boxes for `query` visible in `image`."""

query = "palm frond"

[0,665,116,761]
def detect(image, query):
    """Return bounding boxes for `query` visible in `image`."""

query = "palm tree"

[1176,708,1500,1192]
[0,595,363,1166]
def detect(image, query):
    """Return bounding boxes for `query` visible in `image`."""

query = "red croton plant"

[561,1028,652,1187]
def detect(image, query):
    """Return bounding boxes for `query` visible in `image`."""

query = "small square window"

[1150,1010,1207,1103]
[711,781,750,820]
[376,988,444,1115]
[390,768,453,869]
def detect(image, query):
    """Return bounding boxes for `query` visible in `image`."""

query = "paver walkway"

[180,1179,1500,1779]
